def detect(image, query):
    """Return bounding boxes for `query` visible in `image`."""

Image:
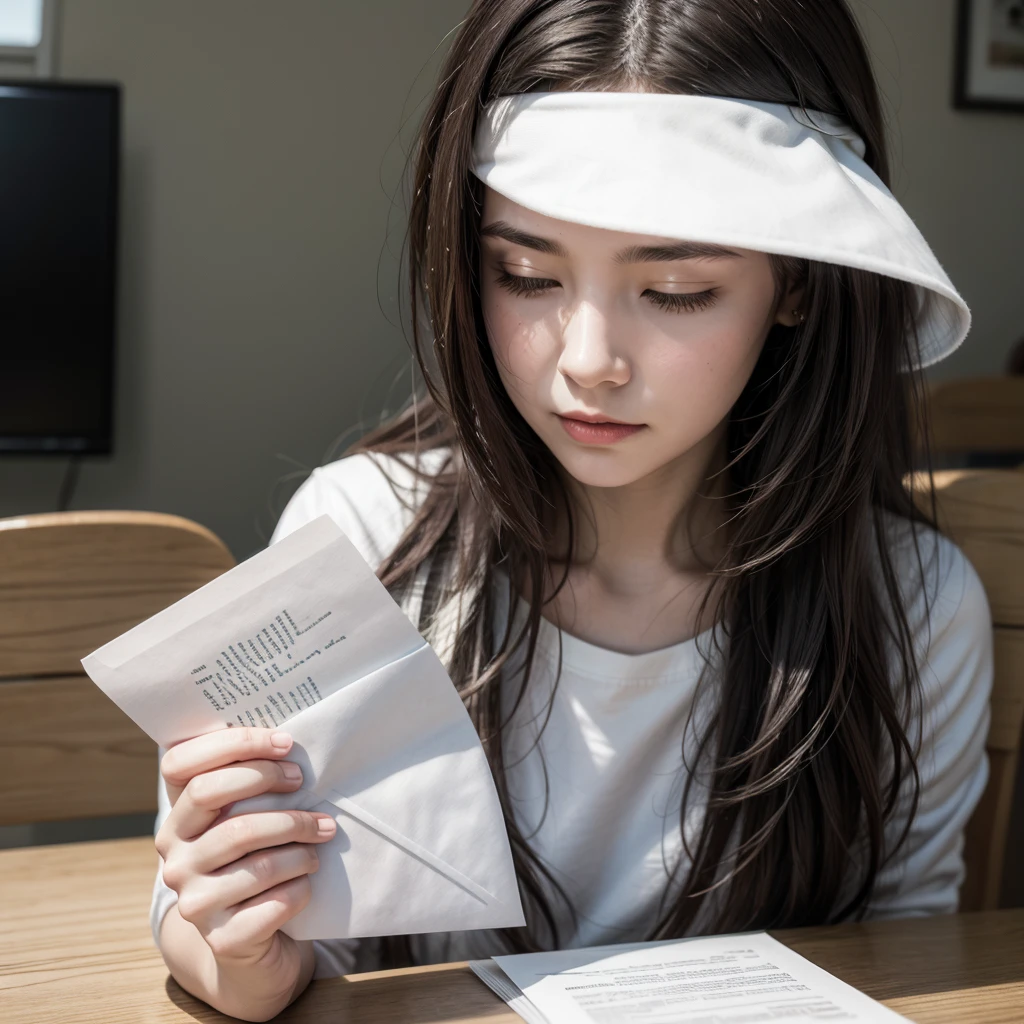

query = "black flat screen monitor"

[0,81,120,454]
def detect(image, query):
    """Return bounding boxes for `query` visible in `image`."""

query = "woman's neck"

[541,427,729,654]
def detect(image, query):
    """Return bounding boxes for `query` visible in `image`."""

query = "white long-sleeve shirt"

[151,450,992,977]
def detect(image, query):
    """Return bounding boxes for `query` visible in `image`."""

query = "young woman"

[150,1,992,1019]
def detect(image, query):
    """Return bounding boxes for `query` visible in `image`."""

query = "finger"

[188,810,336,876]
[166,760,305,843]
[176,844,320,928]
[161,728,294,803]
[202,875,312,962]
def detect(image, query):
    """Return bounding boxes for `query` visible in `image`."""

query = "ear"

[775,278,807,327]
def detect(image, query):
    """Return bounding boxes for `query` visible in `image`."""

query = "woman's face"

[479,187,802,490]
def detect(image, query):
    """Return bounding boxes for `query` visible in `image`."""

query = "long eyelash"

[496,271,716,313]
[643,288,717,313]
[496,269,559,297]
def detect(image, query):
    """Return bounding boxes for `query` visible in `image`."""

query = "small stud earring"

[792,309,806,325]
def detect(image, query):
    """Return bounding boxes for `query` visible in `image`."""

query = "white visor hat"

[471,92,970,369]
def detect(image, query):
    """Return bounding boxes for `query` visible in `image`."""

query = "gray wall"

[0,0,470,558]
[854,0,1024,381]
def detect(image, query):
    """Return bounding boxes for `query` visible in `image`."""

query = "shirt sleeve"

[866,533,993,918]
[149,452,429,976]
[271,451,440,568]
[149,756,177,945]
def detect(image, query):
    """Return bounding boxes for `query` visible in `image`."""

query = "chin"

[549,443,659,490]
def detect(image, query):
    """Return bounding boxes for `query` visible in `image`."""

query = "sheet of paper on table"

[82,515,524,941]
[471,932,910,1024]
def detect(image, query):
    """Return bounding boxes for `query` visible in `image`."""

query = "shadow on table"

[165,976,234,1022]
[166,963,508,1023]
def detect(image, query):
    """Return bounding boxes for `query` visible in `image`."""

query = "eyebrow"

[614,241,741,264]
[480,220,740,264]
[481,221,568,257]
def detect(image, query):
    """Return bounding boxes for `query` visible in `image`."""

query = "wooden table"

[1,836,1022,1023]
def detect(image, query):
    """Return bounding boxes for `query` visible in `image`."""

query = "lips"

[557,412,646,446]
[559,411,639,426]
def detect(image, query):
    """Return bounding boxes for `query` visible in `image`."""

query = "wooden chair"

[909,469,1024,910]
[0,511,235,827]
[920,376,1024,458]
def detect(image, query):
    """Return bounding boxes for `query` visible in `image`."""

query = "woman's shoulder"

[880,511,993,722]
[880,512,990,653]
[867,514,994,918]
[271,447,452,569]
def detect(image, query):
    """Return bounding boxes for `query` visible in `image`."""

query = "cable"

[57,455,82,512]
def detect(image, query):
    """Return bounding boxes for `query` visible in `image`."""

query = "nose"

[556,299,631,390]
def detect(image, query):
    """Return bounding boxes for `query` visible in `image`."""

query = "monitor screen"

[0,81,120,454]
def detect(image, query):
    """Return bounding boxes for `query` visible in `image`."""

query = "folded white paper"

[471,932,910,1024]
[82,515,525,940]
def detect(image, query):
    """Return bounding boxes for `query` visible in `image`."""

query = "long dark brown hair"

[353,0,939,955]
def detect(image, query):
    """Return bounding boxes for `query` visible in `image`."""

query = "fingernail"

[281,762,302,782]
[317,817,336,835]
[270,731,292,750]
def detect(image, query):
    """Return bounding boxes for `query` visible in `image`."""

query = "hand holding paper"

[82,515,525,941]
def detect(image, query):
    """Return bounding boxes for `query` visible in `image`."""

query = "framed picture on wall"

[956,0,1024,110]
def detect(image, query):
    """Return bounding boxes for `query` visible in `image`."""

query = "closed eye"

[496,270,717,314]
[643,289,717,313]
[496,269,559,297]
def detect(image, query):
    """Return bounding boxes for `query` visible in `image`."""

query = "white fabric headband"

[472,92,970,369]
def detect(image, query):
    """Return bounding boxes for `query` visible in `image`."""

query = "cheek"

[644,309,770,425]
[482,287,557,395]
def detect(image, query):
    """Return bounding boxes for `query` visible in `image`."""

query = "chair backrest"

[909,469,1024,910]
[0,511,235,827]
[922,376,1024,457]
